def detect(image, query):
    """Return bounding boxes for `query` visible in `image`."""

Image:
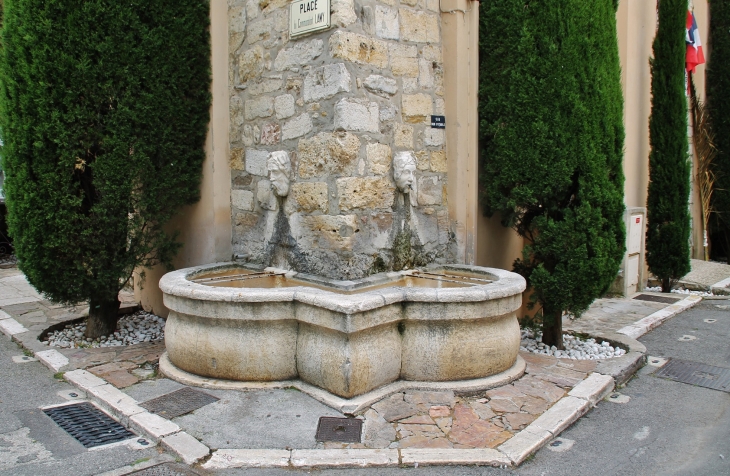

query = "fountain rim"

[159,262,526,314]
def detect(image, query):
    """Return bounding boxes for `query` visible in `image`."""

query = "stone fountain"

[160,152,526,411]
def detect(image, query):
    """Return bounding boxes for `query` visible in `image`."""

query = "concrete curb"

[591,331,647,386]
[617,295,702,339]
[63,369,211,464]
[496,372,615,465]
[0,317,29,337]
[159,351,527,415]
[710,276,730,295]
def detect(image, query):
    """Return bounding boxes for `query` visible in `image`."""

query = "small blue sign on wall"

[431,115,445,129]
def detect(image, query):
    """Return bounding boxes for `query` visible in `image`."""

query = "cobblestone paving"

[321,352,596,450]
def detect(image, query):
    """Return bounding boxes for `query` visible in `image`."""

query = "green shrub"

[478,0,625,348]
[0,0,211,337]
[645,0,691,291]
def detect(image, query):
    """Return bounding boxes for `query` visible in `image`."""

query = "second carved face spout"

[393,151,417,193]
[268,151,291,197]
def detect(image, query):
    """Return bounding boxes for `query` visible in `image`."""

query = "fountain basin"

[159,263,526,399]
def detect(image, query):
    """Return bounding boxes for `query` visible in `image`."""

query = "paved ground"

[1,264,730,474]
[0,333,164,476]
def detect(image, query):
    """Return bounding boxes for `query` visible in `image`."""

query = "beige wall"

[135,0,232,316]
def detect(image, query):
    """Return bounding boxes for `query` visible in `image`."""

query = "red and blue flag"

[686,10,705,74]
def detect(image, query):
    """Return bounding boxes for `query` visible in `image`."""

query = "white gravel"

[520,329,626,360]
[644,286,713,297]
[43,310,165,349]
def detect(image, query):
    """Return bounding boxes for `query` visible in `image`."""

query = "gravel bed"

[43,310,164,349]
[644,286,713,297]
[520,329,626,360]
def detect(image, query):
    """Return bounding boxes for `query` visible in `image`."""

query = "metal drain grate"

[315,417,362,443]
[633,293,681,304]
[130,463,200,475]
[43,402,135,448]
[140,387,219,419]
[654,358,730,393]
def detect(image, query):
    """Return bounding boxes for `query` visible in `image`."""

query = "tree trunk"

[85,296,121,339]
[541,309,564,350]
[661,277,672,293]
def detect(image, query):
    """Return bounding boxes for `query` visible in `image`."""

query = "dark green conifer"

[0,0,211,337]
[478,0,625,348]
[646,0,691,291]
[707,1,730,261]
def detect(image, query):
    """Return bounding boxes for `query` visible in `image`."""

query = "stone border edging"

[59,360,614,469]
[710,277,730,295]
[62,369,210,465]
[616,295,702,339]
[159,351,527,414]
[199,372,614,470]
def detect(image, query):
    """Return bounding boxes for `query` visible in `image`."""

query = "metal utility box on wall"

[611,207,646,296]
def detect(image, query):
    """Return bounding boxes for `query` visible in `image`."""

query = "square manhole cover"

[315,417,362,443]
[654,358,730,392]
[43,402,135,448]
[140,387,219,419]
[633,293,681,304]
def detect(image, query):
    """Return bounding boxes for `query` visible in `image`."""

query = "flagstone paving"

[320,351,596,451]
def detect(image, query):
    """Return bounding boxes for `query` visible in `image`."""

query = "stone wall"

[228,0,454,279]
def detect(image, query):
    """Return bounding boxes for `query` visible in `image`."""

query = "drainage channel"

[140,387,220,419]
[43,402,136,448]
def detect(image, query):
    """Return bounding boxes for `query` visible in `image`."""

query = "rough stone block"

[286,182,329,213]
[260,0,289,14]
[337,177,395,211]
[248,78,284,96]
[303,63,351,102]
[245,149,270,176]
[424,128,444,146]
[230,148,245,171]
[334,99,379,133]
[374,6,399,39]
[394,124,414,148]
[430,150,447,172]
[282,113,313,140]
[260,122,281,145]
[389,43,418,60]
[291,214,359,252]
[400,8,439,43]
[363,75,398,97]
[402,94,433,123]
[247,16,274,44]
[231,190,255,211]
[229,5,246,34]
[245,96,274,120]
[392,57,419,77]
[238,46,264,83]
[403,77,419,94]
[298,132,361,178]
[415,150,430,171]
[274,94,296,119]
[331,0,357,26]
[380,104,398,122]
[419,58,435,88]
[367,143,392,175]
[329,31,389,68]
[422,45,441,62]
[274,39,324,71]
[418,176,442,205]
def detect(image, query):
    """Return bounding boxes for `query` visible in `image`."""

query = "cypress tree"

[707,1,730,261]
[646,0,691,291]
[478,0,625,348]
[0,0,211,337]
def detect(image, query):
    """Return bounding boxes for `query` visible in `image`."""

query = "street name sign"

[290,0,330,38]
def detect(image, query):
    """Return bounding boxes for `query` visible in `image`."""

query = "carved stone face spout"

[267,151,291,197]
[393,151,417,193]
